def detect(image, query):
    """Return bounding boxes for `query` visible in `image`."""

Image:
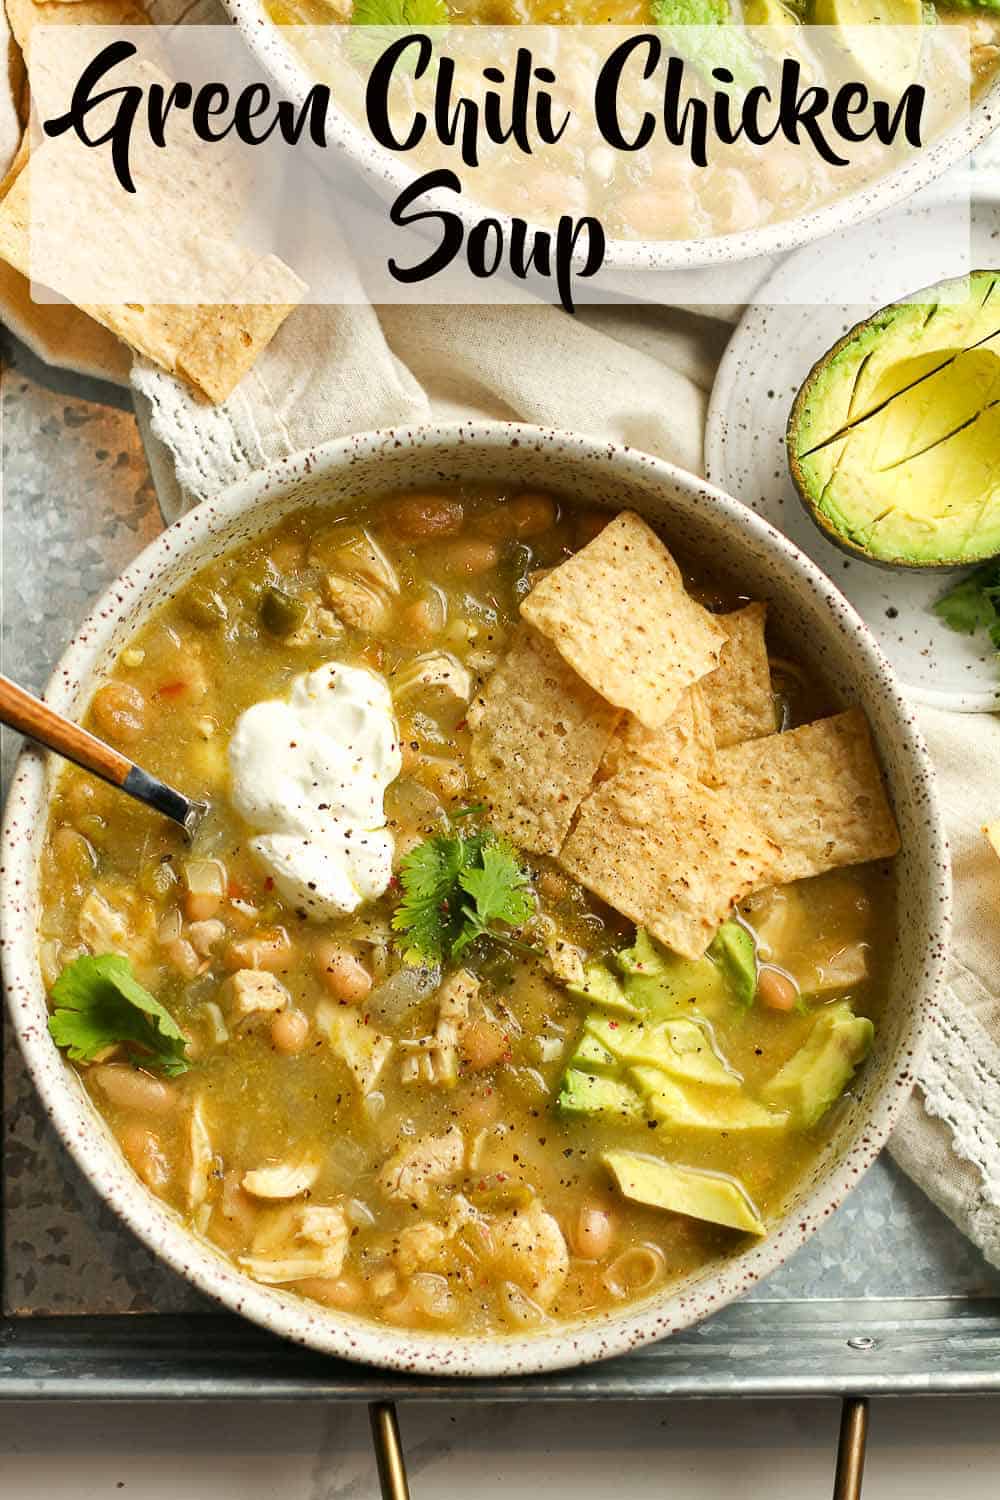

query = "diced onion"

[184,858,227,897]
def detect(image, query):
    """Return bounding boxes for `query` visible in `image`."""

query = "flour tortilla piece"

[701,603,777,749]
[0,160,304,403]
[520,511,728,731]
[468,623,622,857]
[599,684,717,786]
[716,708,901,885]
[558,764,779,960]
[4,0,148,52]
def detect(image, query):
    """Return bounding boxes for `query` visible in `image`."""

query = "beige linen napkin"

[3,1,1000,1273]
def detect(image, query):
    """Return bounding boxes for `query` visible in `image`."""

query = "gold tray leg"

[370,1400,411,1500]
[368,1392,869,1498]
[833,1396,869,1500]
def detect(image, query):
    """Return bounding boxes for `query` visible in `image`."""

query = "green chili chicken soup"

[37,492,900,1336]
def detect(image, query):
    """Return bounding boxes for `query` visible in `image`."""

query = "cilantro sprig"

[933,564,1000,650]
[392,826,535,965]
[349,0,449,70]
[48,954,190,1076]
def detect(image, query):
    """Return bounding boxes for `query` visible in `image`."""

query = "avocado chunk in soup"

[38,488,898,1335]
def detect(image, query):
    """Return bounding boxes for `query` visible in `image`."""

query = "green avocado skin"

[788,271,1000,569]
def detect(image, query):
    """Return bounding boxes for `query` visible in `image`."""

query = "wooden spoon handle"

[0,674,133,787]
[0,674,206,838]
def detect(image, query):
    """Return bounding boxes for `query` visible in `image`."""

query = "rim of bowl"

[222,0,1000,273]
[1,421,952,1377]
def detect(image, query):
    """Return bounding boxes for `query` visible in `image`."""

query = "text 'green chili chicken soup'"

[38,491,899,1336]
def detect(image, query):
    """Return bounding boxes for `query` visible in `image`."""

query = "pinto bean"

[460,1018,509,1072]
[573,1205,615,1261]
[91,1063,177,1117]
[91,682,146,745]
[296,1273,365,1311]
[270,1009,309,1055]
[385,494,465,540]
[757,967,799,1012]
[437,539,499,577]
[226,928,295,972]
[314,942,372,1004]
[119,1123,171,1190]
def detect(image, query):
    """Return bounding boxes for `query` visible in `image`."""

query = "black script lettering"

[594,34,660,152]
[42,40,143,193]
[366,34,432,151]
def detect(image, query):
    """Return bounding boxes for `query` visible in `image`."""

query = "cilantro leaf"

[391,833,467,964]
[392,827,535,965]
[349,0,449,70]
[353,0,448,21]
[48,954,190,1076]
[933,565,1000,639]
[459,840,534,934]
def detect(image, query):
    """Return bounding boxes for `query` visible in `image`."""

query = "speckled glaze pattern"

[223,0,999,274]
[0,424,951,1376]
[705,185,1000,712]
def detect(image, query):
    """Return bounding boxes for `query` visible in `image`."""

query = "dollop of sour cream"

[228,662,402,919]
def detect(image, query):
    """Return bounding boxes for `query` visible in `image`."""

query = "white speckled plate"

[705,185,1000,713]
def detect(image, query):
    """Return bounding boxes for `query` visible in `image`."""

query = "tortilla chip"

[701,603,777,749]
[4,0,147,53]
[0,161,304,403]
[520,511,728,731]
[983,822,1000,861]
[599,684,717,786]
[468,623,622,856]
[716,708,900,884]
[174,256,303,403]
[558,764,779,960]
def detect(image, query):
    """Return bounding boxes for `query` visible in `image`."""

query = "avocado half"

[787,271,1000,571]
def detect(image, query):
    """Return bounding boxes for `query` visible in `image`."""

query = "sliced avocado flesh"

[585,1014,742,1089]
[568,1028,619,1075]
[631,1068,790,1132]
[790,272,1000,566]
[603,1149,765,1235]
[616,929,731,1021]
[558,1070,644,1120]
[567,962,640,1018]
[811,0,923,96]
[708,920,757,1009]
[761,1001,874,1127]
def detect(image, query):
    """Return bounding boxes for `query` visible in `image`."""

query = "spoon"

[0,674,208,840]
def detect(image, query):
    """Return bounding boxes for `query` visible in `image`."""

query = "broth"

[37,489,896,1335]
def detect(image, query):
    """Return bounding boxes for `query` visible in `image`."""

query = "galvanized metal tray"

[2,331,999,1495]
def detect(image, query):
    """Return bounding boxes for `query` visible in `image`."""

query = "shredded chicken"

[316,1001,393,1096]
[239,1202,349,1284]
[489,1200,569,1309]
[323,573,394,634]
[227,969,290,1022]
[400,969,479,1088]
[545,933,585,987]
[287,603,344,648]
[78,889,129,954]
[188,919,226,957]
[393,1196,480,1275]
[392,651,475,712]
[242,1154,322,1200]
[378,1125,466,1208]
[187,1096,215,1215]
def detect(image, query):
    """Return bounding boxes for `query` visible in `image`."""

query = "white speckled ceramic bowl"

[2,424,949,1376]
[225,0,998,272]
